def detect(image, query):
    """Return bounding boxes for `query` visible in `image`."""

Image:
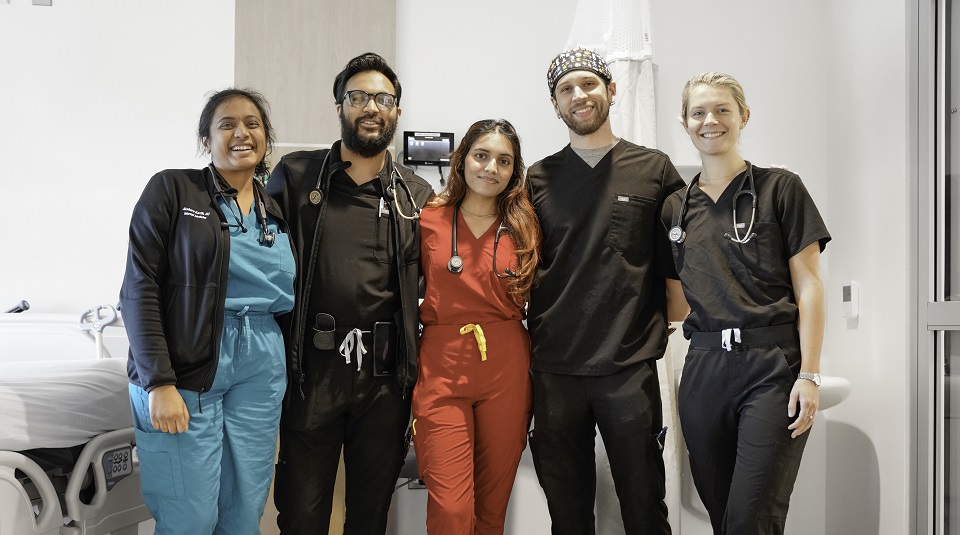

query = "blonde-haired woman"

[661,72,830,535]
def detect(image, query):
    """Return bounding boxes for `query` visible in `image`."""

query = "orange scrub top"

[419,204,525,326]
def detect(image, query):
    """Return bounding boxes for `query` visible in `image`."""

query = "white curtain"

[564,1,684,534]
[565,0,657,147]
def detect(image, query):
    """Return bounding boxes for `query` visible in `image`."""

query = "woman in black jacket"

[120,88,295,534]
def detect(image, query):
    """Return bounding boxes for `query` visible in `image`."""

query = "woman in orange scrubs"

[413,119,540,534]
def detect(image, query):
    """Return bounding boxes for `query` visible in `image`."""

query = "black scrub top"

[306,168,401,343]
[660,165,831,339]
[527,140,685,375]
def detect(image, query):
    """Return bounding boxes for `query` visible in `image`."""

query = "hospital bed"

[0,304,151,534]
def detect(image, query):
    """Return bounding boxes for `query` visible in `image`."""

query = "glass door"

[925,1,960,533]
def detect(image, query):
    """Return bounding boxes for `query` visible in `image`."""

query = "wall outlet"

[842,281,860,319]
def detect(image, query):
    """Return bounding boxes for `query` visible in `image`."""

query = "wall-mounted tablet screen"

[403,131,454,166]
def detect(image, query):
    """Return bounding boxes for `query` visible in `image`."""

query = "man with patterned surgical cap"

[525,48,688,534]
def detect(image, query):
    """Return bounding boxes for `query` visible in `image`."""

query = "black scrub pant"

[679,327,808,535]
[530,360,670,535]
[274,346,410,535]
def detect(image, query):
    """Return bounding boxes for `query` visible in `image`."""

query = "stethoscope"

[447,204,518,278]
[668,162,757,245]
[211,167,275,247]
[308,150,422,221]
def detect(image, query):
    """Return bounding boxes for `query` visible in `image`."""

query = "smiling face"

[203,96,267,182]
[462,133,516,204]
[683,83,750,158]
[337,70,401,158]
[551,71,615,136]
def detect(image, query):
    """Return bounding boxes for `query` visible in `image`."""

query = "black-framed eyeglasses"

[343,90,397,110]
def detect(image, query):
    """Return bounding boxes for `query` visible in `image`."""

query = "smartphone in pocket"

[372,322,398,376]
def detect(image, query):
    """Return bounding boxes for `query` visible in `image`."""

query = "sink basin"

[819,375,851,410]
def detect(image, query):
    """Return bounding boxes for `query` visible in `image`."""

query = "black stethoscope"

[668,162,757,245]
[447,204,518,278]
[211,167,275,247]
[308,150,422,221]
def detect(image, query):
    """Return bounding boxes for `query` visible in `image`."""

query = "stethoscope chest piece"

[447,204,464,274]
[309,190,323,206]
[668,225,686,244]
[447,255,463,274]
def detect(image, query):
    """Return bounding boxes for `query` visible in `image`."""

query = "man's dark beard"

[340,111,398,158]
[560,99,610,137]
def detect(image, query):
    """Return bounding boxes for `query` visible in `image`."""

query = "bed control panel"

[101,445,133,490]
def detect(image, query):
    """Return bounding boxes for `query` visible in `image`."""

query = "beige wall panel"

[236,0,396,146]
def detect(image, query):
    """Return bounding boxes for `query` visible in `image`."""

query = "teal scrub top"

[217,195,295,315]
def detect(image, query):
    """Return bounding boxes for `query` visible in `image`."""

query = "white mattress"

[0,358,131,451]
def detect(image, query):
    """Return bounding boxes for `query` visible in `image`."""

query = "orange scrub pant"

[412,319,532,534]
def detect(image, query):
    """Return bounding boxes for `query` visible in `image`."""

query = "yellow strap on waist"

[459,323,487,361]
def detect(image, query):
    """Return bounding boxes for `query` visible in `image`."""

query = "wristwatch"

[798,372,822,387]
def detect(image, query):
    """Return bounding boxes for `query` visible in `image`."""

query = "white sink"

[819,375,852,410]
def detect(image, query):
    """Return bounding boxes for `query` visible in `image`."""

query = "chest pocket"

[374,210,420,265]
[607,193,657,263]
[273,232,296,274]
[723,221,786,281]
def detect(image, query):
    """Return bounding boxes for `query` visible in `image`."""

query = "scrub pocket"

[273,232,296,274]
[375,210,420,265]
[136,436,186,501]
[129,386,186,501]
[607,193,656,262]
[723,221,785,281]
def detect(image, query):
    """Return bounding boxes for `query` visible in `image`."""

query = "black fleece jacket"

[120,166,292,394]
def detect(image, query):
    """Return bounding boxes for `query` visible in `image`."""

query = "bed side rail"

[0,451,62,535]
[61,428,151,535]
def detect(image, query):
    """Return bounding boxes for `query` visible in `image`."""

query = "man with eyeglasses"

[267,52,433,534]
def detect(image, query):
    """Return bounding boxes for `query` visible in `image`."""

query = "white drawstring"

[339,328,367,371]
[721,328,741,352]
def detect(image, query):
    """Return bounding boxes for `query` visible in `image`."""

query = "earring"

[556,112,562,119]
[610,99,616,106]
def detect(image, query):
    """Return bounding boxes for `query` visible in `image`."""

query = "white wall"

[0,0,234,313]
[819,0,910,533]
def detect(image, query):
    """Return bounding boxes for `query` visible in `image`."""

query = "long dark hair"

[197,88,275,178]
[434,119,540,305]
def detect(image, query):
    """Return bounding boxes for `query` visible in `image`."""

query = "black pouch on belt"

[372,321,398,376]
[313,313,336,350]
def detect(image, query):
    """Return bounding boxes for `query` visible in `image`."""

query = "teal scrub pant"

[129,311,286,535]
